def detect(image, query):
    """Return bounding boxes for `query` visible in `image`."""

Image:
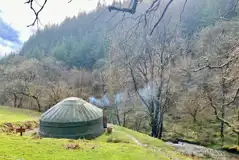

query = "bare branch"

[180,0,188,21]
[93,8,108,21]
[194,56,239,72]
[149,0,174,35]
[223,0,239,18]
[108,0,180,36]
[143,0,161,27]
[34,0,43,7]
[129,64,151,110]
[223,88,239,106]
[25,0,48,27]
[107,13,127,32]
[108,0,139,14]
[106,11,119,22]
[24,0,180,37]
[206,90,239,134]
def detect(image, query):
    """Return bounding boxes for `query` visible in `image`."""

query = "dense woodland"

[0,0,239,149]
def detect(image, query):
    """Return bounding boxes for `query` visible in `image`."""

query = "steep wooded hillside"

[18,0,237,69]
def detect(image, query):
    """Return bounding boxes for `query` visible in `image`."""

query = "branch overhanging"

[206,91,239,134]
[223,0,239,18]
[25,0,187,37]
[194,56,239,72]
[25,0,48,27]
[108,0,139,14]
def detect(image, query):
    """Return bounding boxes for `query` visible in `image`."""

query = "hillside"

[19,5,118,69]
[0,106,191,160]
[0,106,40,123]
[16,0,235,70]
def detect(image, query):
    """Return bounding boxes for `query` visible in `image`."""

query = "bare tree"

[44,81,72,110]
[101,60,135,126]
[203,84,239,135]
[108,21,178,138]
[196,56,239,144]
[179,89,206,123]
[193,21,239,144]
[2,59,45,111]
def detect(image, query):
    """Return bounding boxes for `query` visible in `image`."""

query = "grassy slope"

[0,106,192,160]
[0,135,167,160]
[0,106,40,123]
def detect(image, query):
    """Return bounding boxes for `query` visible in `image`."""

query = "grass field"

[0,133,192,160]
[0,106,192,160]
[0,106,41,123]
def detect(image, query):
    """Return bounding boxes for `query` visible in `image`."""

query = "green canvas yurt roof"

[40,97,103,123]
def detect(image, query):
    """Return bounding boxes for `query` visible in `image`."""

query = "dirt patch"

[63,143,81,150]
[0,121,39,133]
[107,136,130,144]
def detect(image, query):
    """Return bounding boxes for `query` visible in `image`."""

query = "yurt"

[39,97,104,139]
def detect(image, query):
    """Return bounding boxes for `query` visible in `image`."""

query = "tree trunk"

[13,93,17,108]
[151,118,158,137]
[123,111,126,127]
[221,84,225,145]
[220,107,225,146]
[150,100,159,138]
[36,100,41,112]
[17,97,23,108]
[157,111,164,139]
[192,113,197,123]
[221,68,226,146]
[238,133,239,146]
[135,118,142,131]
[237,104,239,145]
[33,96,41,112]
[115,104,121,126]
[158,120,163,139]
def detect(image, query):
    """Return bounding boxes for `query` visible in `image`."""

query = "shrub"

[222,145,239,154]
[106,137,130,144]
